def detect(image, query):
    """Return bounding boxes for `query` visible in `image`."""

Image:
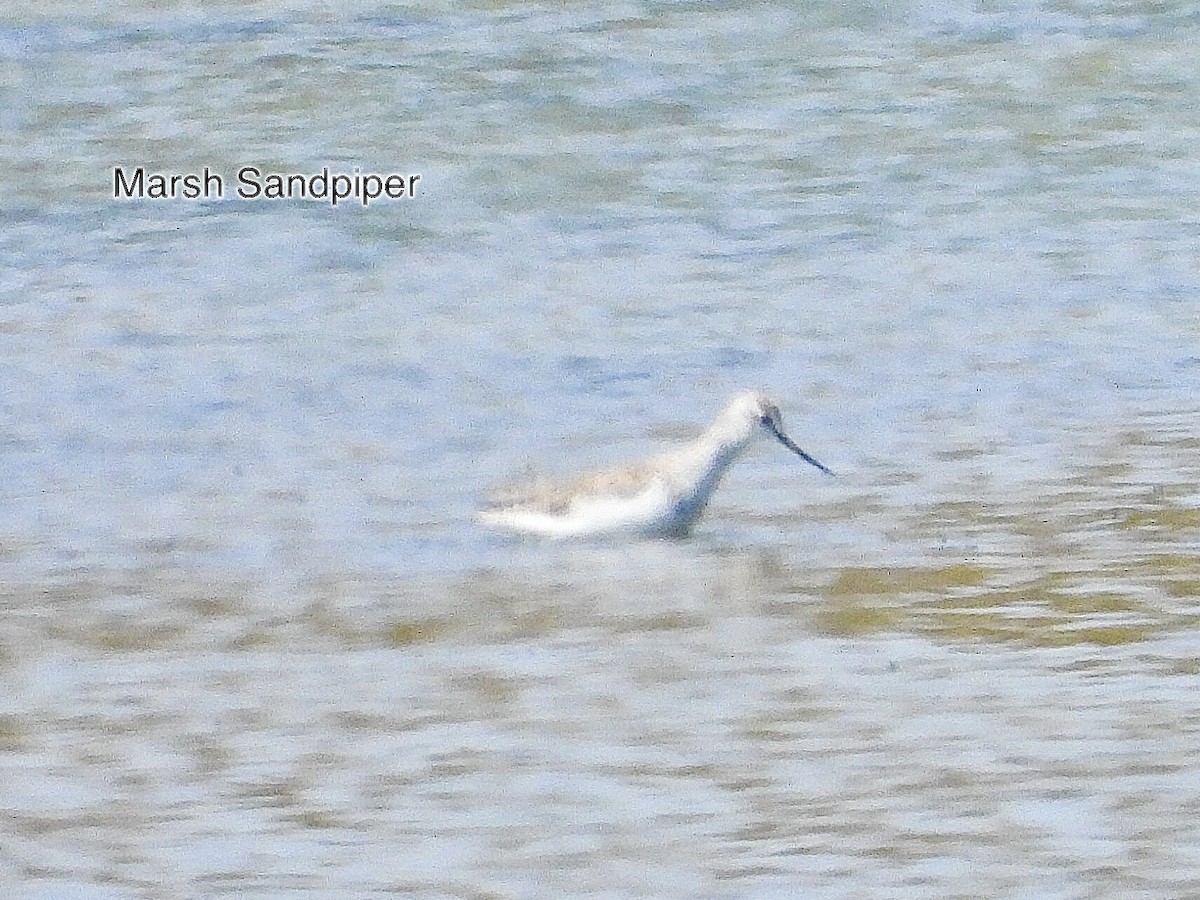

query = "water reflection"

[4,0,1200,896]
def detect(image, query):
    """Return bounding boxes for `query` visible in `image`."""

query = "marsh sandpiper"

[478,391,832,539]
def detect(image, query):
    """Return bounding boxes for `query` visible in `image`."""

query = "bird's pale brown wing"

[483,460,659,515]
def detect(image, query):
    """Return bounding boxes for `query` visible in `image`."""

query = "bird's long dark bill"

[769,424,834,475]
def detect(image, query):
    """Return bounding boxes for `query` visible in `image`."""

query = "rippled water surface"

[3,1,1200,897]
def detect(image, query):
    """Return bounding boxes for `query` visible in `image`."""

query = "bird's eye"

[760,414,772,426]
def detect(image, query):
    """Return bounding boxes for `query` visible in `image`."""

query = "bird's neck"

[676,425,755,499]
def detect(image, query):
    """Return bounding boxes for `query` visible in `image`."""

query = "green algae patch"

[612,611,707,633]
[1045,591,1146,616]
[232,627,276,650]
[1164,580,1200,598]
[385,618,450,646]
[922,608,1154,648]
[1120,506,1200,531]
[814,564,1165,648]
[814,565,1162,645]
[504,606,567,640]
[923,611,1064,645]
[1067,624,1153,646]
[825,564,993,597]
[237,778,303,810]
[813,602,904,636]
[90,624,182,652]
[291,810,341,829]
[0,715,25,752]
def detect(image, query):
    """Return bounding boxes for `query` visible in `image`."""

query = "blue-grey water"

[3,2,1200,897]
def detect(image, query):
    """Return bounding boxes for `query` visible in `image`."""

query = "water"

[2,1,1200,896]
